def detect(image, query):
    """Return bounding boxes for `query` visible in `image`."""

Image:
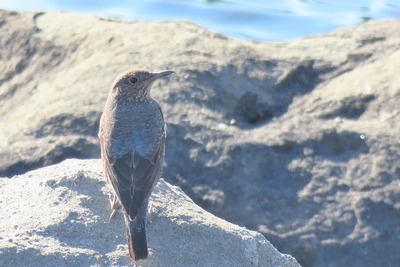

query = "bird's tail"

[127,216,148,261]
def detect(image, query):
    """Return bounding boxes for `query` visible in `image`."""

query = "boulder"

[1,9,400,266]
[0,159,299,266]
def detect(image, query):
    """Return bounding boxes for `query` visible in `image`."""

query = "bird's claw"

[108,194,121,223]
[147,200,159,223]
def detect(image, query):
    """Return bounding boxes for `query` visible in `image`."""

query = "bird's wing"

[102,133,165,221]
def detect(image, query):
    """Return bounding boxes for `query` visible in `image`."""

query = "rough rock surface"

[1,9,400,266]
[0,159,299,267]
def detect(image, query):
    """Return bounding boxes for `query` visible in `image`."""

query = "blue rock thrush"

[99,69,173,261]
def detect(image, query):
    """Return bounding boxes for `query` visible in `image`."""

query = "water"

[0,0,399,41]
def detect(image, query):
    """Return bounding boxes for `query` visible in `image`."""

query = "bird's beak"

[150,70,174,82]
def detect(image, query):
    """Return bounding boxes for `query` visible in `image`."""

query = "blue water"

[1,0,399,41]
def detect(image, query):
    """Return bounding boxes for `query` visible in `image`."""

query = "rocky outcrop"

[0,159,299,266]
[1,9,400,266]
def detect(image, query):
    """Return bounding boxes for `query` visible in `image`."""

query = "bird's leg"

[108,193,121,223]
[146,200,158,223]
[147,200,153,215]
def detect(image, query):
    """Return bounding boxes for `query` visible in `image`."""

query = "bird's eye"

[129,77,138,84]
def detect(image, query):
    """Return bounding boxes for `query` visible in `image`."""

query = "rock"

[1,9,400,266]
[0,159,299,267]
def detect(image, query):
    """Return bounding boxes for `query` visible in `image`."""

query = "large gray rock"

[1,9,400,266]
[0,159,299,266]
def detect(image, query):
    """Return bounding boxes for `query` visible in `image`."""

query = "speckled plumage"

[99,69,173,261]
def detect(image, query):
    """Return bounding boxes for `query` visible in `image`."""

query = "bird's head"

[111,69,173,102]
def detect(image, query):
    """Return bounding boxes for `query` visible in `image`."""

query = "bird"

[99,69,173,261]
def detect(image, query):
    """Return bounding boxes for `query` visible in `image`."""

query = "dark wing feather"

[103,137,165,221]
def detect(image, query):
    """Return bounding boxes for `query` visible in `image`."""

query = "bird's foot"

[108,194,121,223]
[146,200,160,223]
